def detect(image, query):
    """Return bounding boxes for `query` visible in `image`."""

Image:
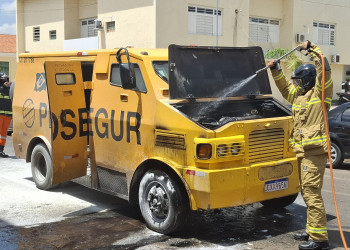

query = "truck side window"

[55,73,76,85]
[110,63,147,93]
[153,61,168,83]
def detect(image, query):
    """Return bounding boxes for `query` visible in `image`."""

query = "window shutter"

[249,17,279,43]
[81,21,88,37]
[188,6,222,36]
[196,15,213,35]
[313,22,335,45]
[249,23,258,41]
[188,11,196,34]
[81,18,98,38]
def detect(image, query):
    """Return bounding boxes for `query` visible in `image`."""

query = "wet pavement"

[1,137,349,249]
[1,197,308,250]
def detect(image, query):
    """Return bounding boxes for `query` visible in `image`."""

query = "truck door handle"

[120,94,128,102]
[63,90,72,96]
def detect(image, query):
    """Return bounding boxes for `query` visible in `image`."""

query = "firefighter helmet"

[291,64,316,91]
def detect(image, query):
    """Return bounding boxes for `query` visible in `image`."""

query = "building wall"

[155,0,249,48]
[0,53,16,81]
[16,0,347,102]
[249,0,286,49]
[64,0,80,41]
[292,0,350,98]
[98,0,155,49]
[16,0,25,55]
[250,0,346,103]
[22,0,65,52]
[79,0,97,19]
[0,34,17,82]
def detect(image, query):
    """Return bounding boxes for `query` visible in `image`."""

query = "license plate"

[264,178,288,192]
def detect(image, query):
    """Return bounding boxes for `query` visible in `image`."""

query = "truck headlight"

[196,143,212,159]
[217,144,228,157]
[230,143,240,155]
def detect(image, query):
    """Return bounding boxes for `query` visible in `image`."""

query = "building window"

[249,17,280,43]
[0,62,9,75]
[313,22,335,46]
[106,21,115,32]
[81,18,98,38]
[50,30,57,40]
[188,6,222,36]
[33,27,40,42]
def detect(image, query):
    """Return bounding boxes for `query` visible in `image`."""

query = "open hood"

[168,45,272,100]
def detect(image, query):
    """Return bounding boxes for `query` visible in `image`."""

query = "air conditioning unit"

[331,54,340,63]
[295,33,306,43]
[94,19,103,30]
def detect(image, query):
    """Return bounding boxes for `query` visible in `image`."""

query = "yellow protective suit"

[271,43,333,241]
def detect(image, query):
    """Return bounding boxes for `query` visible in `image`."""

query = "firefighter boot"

[299,240,330,250]
[294,232,309,241]
[0,145,8,158]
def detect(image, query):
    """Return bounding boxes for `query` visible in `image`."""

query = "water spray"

[197,45,302,117]
[255,46,302,75]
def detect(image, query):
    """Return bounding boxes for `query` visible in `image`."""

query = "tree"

[264,48,303,71]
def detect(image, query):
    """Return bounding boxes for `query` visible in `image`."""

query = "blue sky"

[0,0,16,35]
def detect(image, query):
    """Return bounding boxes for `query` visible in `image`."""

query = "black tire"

[327,142,343,169]
[260,193,298,209]
[138,169,189,234]
[31,143,55,190]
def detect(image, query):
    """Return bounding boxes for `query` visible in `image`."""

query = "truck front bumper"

[183,158,300,210]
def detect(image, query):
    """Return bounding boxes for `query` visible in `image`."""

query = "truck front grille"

[155,129,186,150]
[248,128,284,164]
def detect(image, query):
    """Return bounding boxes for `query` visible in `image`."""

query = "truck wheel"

[327,142,343,169]
[260,193,298,209]
[138,169,189,234]
[31,143,55,190]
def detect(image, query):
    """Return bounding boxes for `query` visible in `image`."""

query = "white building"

[17,0,349,102]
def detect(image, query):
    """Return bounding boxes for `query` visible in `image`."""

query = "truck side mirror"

[116,48,136,89]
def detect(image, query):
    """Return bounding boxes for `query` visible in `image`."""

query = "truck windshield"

[153,61,169,83]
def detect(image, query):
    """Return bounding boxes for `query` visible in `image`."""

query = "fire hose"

[255,46,302,75]
[318,51,348,250]
[256,47,348,249]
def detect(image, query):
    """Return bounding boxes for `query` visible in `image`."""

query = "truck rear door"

[45,61,88,183]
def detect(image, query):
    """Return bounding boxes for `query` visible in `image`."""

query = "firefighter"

[0,72,12,158]
[268,40,332,250]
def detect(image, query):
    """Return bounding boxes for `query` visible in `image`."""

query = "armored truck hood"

[168,45,272,100]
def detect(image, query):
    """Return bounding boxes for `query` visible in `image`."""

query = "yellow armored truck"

[13,45,299,234]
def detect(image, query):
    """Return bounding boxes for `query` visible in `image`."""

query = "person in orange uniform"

[268,41,332,250]
[0,72,12,158]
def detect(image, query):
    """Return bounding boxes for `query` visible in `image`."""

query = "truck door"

[45,61,88,183]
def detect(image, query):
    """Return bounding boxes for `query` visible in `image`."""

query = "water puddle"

[4,202,307,249]
[0,226,19,250]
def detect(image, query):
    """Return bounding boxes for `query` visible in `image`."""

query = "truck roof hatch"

[168,45,272,100]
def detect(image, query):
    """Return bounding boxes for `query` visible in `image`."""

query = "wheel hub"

[331,146,337,162]
[147,184,169,219]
